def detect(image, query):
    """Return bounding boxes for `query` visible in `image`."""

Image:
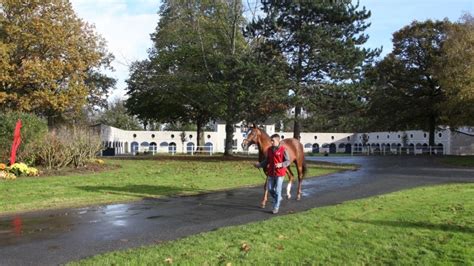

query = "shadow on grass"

[76,184,198,198]
[344,218,474,234]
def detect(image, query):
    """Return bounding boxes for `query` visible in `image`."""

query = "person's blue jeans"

[268,176,284,210]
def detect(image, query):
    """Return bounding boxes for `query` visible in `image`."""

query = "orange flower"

[0,163,6,170]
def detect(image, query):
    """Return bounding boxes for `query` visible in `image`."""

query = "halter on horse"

[242,126,307,208]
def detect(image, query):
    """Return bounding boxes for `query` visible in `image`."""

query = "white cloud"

[70,0,160,100]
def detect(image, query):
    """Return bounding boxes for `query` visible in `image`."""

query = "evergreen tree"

[247,1,379,138]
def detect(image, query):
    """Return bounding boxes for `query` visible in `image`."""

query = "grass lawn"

[0,158,349,215]
[72,183,474,265]
[439,156,474,167]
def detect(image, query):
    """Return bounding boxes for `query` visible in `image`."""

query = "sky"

[70,0,473,101]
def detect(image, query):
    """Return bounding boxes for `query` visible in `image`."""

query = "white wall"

[99,124,471,155]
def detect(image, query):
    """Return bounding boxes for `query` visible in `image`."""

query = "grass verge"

[71,183,474,265]
[0,158,350,215]
[439,156,474,167]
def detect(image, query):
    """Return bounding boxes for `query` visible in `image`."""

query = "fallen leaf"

[241,243,251,252]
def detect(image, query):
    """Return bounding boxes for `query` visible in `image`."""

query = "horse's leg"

[261,176,269,208]
[296,160,303,201]
[286,167,294,200]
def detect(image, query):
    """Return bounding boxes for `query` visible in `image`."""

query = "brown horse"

[242,126,307,208]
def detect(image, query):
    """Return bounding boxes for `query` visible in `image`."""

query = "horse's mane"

[257,127,270,139]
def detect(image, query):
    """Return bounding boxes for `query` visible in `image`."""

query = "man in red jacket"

[255,134,291,214]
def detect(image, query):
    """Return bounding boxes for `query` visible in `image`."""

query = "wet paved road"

[1,156,473,265]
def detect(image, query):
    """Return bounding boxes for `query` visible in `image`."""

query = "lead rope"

[257,167,267,180]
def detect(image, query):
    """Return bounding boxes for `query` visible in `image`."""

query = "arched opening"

[374,143,381,153]
[329,143,336,154]
[168,142,177,154]
[408,143,415,154]
[131,142,139,154]
[312,143,319,153]
[436,143,444,154]
[204,142,213,154]
[160,142,168,153]
[345,143,352,154]
[187,142,195,154]
[149,142,157,153]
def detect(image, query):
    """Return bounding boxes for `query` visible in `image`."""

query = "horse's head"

[241,126,260,150]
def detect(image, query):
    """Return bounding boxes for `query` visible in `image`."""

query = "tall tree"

[126,0,288,154]
[0,0,115,126]
[126,1,222,149]
[367,19,474,145]
[247,1,379,138]
[437,14,474,127]
[96,98,141,130]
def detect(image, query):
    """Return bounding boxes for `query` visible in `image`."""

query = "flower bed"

[0,162,39,180]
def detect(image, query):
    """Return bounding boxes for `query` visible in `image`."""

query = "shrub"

[0,112,48,163]
[30,132,72,169]
[66,127,103,168]
[30,126,102,169]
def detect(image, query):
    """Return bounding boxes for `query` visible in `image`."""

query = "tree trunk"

[428,114,436,146]
[224,122,234,156]
[293,105,301,139]
[223,1,240,157]
[196,119,205,152]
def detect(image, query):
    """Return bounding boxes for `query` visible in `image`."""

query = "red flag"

[10,119,22,165]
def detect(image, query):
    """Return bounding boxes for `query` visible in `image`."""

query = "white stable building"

[97,123,474,156]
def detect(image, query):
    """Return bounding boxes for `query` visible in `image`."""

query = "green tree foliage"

[437,14,474,127]
[0,0,115,125]
[0,112,48,163]
[96,99,141,130]
[125,0,221,148]
[247,1,379,138]
[367,18,473,145]
[301,83,371,132]
[126,0,288,153]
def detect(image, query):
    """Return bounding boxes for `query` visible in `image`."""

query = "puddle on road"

[301,170,366,197]
[0,213,76,246]
[0,202,144,246]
